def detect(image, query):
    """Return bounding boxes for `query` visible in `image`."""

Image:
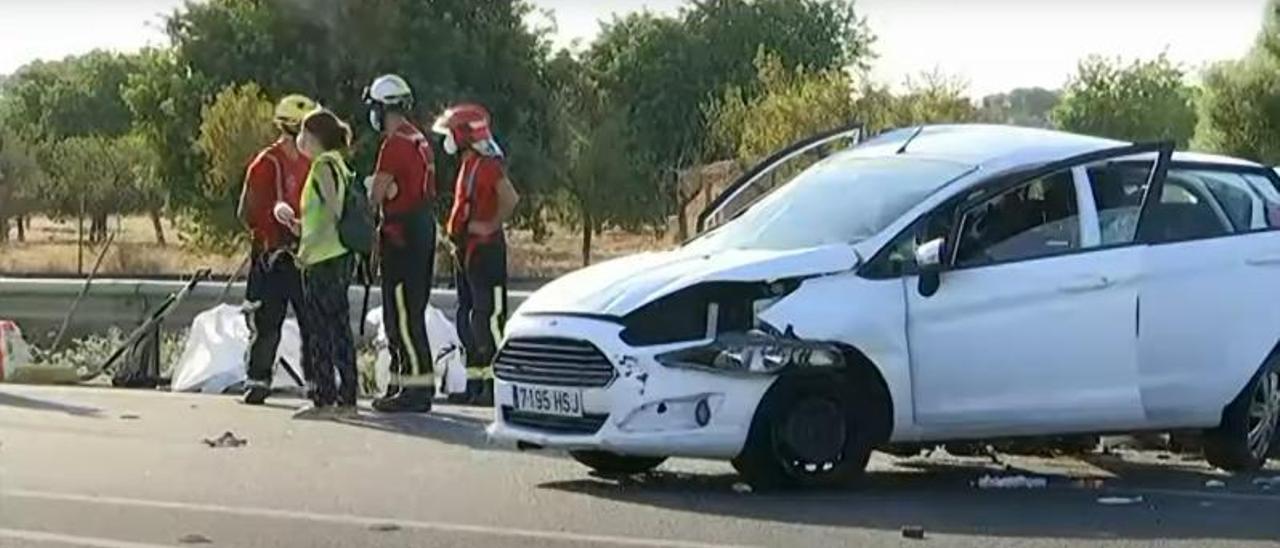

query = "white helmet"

[364,74,413,131]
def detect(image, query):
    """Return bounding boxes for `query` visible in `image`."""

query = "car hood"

[517,244,860,317]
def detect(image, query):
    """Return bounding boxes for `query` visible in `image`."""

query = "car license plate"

[512,384,583,418]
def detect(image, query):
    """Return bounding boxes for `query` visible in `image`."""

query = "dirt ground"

[0,215,670,279]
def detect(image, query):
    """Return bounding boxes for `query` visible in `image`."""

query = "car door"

[1133,164,1280,427]
[905,145,1170,438]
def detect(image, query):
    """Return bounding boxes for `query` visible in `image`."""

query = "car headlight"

[656,331,842,375]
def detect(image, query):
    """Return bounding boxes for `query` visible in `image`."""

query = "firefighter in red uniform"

[434,104,520,403]
[237,94,316,405]
[365,75,440,413]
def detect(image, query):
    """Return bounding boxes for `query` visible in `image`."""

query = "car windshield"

[686,155,975,253]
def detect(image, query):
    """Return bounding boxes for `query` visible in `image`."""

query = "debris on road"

[1097,496,1144,506]
[369,523,402,532]
[1205,479,1226,489]
[901,526,926,540]
[119,413,140,420]
[202,431,248,448]
[732,482,754,494]
[976,475,1048,489]
[178,533,212,544]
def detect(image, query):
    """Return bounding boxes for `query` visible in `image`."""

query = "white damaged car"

[487,124,1280,488]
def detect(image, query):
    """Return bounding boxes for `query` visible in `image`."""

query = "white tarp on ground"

[365,306,468,397]
[0,320,33,380]
[170,304,304,394]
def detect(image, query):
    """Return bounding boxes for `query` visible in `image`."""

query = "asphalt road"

[1,385,1277,547]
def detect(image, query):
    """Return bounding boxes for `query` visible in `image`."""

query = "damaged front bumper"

[486,314,777,459]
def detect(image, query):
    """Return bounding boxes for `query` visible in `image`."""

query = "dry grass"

[0,217,243,277]
[1,163,745,278]
[1,215,672,279]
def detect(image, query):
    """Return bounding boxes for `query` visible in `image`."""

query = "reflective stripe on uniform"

[394,284,423,378]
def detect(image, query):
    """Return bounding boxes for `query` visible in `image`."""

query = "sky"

[0,0,1269,97]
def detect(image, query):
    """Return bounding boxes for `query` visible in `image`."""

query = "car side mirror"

[915,237,945,297]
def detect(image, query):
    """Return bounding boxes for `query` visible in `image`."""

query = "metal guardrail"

[0,277,532,343]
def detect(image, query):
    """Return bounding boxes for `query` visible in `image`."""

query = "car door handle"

[1246,255,1280,266]
[1058,276,1111,293]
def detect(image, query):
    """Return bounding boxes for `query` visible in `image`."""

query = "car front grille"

[493,337,616,388]
[502,408,609,435]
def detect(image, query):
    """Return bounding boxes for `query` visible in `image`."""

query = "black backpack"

[321,162,375,256]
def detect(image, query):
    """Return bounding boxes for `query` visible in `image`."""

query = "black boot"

[242,384,271,405]
[372,387,434,413]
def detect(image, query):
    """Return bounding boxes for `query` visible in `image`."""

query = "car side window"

[954,170,1080,268]
[1137,167,1280,243]
[1087,163,1151,246]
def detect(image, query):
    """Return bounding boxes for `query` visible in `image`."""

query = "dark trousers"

[245,250,305,387]
[456,234,508,369]
[301,254,356,406]
[380,217,436,389]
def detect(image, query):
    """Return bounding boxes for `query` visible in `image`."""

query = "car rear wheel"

[1204,356,1280,471]
[732,374,876,490]
[570,450,667,476]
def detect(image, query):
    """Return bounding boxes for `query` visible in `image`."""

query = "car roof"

[848,124,1265,171]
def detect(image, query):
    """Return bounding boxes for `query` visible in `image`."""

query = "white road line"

[1119,487,1280,503]
[2,489,756,548]
[0,527,174,548]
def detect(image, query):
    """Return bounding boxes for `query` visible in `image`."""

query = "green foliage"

[193,82,276,248]
[588,0,872,172]
[159,0,558,232]
[40,134,162,222]
[872,71,978,131]
[1194,0,1280,164]
[1193,54,1280,164]
[979,87,1060,127]
[709,57,976,164]
[0,50,140,142]
[0,127,47,219]
[1052,54,1196,145]
[548,52,665,264]
[708,52,860,161]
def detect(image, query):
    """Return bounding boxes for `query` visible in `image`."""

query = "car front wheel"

[732,374,876,490]
[1204,356,1280,471]
[570,450,667,476]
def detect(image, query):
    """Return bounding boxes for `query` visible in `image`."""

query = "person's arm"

[315,165,344,224]
[237,158,264,226]
[496,175,519,223]
[370,172,398,204]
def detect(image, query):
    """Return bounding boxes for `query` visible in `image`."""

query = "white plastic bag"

[170,304,303,394]
[365,305,467,397]
[0,321,34,381]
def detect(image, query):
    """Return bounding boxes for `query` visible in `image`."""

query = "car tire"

[732,373,876,490]
[1204,356,1280,472]
[570,450,667,476]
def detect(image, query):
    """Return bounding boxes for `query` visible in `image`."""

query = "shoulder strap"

[314,158,345,205]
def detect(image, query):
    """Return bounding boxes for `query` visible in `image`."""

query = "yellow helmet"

[274,94,317,131]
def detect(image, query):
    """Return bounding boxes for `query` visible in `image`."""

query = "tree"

[0,50,140,142]
[41,135,162,244]
[1051,54,1196,146]
[0,128,46,242]
[1194,0,1280,164]
[547,51,665,265]
[708,52,859,162]
[193,82,276,248]
[1193,55,1280,164]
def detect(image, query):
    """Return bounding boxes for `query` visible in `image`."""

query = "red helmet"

[432,103,494,155]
